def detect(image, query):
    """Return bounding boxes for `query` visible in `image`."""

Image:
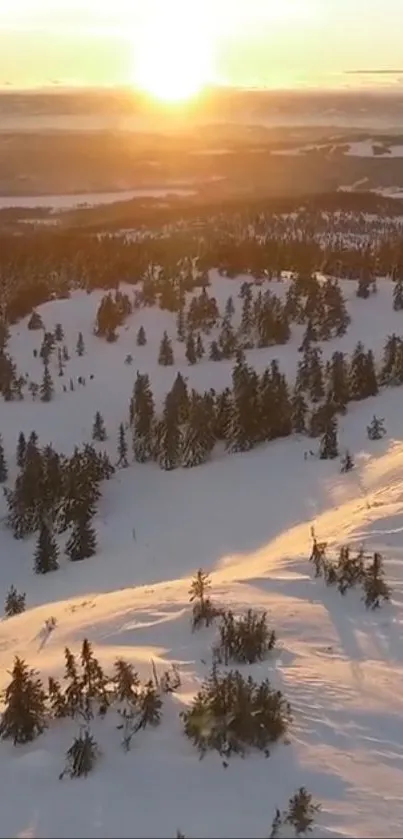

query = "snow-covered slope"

[2,274,403,838]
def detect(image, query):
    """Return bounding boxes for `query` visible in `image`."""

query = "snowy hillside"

[2,272,403,838]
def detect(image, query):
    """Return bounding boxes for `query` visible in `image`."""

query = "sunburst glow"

[133,1,213,103]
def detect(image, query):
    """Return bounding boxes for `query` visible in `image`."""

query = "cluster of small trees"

[309,535,391,609]
[126,332,395,473]
[2,433,114,566]
[184,570,290,762]
[94,289,132,342]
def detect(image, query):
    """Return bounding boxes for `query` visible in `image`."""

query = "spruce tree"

[158,331,174,366]
[291,390,308,434]
[156,392,182,470]
[319,417,339,460]
[363,552,390,609]
[367,415,386,440]
[4,586,26,617]
[185,333,197,365]
[196,333,205,360]
[182,393,214,468]
[54,322,64,342]
[225,295,235,319]
[393,275,403,311]
[66,512,97,562]
[209,340,221,361]
[0,657,47,744]
[0,434,8,483]
[40,364,54,402]
[131,373,155,462]
[34,521,59,574]
[76,331,85,356]
[340,450,354,473]
[136,325,146,346]
[16,431,26,468]
[92,411,107,442]
[117,422,129,467]
[176,307,186,342]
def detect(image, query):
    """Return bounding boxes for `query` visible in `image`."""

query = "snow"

[272,140,403,159]
[2,272,403,837]
[0,188,197,212]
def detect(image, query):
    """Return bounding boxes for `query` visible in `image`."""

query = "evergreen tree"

[57,347,64,377]
[66,512,97,562]
[227,358,259,452]
[131,372,155,462]
[117,423,129,467]
[340,450,355,473]
[92,411,107,442]
[349,342,377,401]
[76,331,85,356]
[0,434,8,483]
[363,552,390,609]
[209,340,221,361]
[356,271,371,299]
[185,333,197,365]
[218,318,236,359]
[34,521,59,574]
[327,351,349,413]
[308,348,324,403]
[54,322,64,342]
[176,307,186,342]
[158,331,174,366]
[136,325,147,346]
[0,657,47,744]
[367,415,386,440]
[40,364,54,402]
[4,586,26,617]
[393,275,403,311]
[196,333,205,360]
[156,392,182,470]
[225,295,235,320]
[299,318,317,353]
[170,372,189,424]
[291,389,308,434]
[62,345,69,362]
[182,392,215,468]
[214,388,232,440]
[380,333,400,384]
[319,417,339,460]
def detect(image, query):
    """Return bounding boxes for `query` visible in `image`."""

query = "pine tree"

[16,432,26,468]
[319,417,339,460]
[327,351,350,413]
[209,340,221,361]
[340,450,354,473]
[158,331,174,366]
[131,372,155,462]
[57,347,64,377]
[156,392,181,470]
[363,552,390,609]
[182,393,214,468]
[0,657,47,744]
[185,332,197,365]
[76,331,85,356]
[40,364,54,402]
[176,307,186,342]
[196,333,205,360]
[225,295,235,320]
[393,275,403,311]
[367,414,386,440]
[0,434,8,483]
[117,422,129,467]
[65,512,97,562]
[356,271,371,299]
[92,411,107,442]
[136,325,146,346]
[34,521,59,574]
[291,390,308,434]
[4,586,26,617]
[54,322,64,342]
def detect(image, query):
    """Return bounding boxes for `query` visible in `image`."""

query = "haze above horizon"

[1,0,403,96]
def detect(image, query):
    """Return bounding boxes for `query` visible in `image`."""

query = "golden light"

[132,0,214,103]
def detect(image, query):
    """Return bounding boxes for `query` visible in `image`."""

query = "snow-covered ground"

[273,140,403,158]
[2,273,403,838]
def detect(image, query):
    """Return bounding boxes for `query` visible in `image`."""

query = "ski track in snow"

[2,272,403,837]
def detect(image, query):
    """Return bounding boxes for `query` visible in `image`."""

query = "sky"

[1,0,403,91]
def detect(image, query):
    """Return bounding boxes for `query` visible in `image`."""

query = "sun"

[132,1,213,103]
